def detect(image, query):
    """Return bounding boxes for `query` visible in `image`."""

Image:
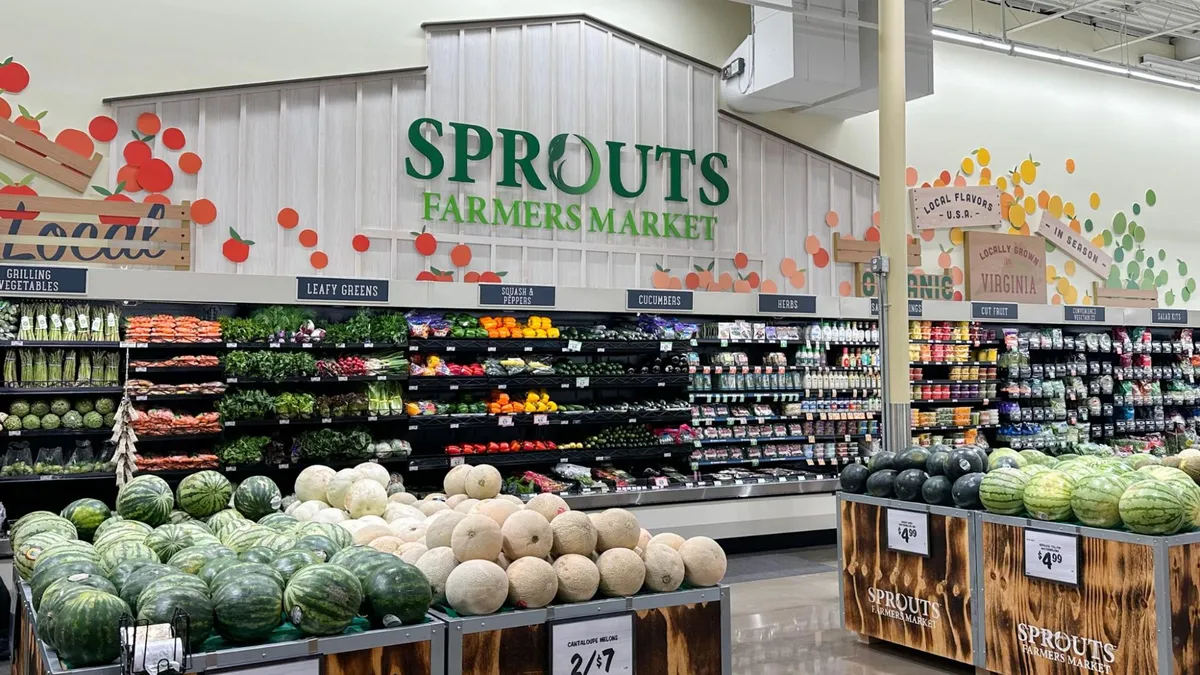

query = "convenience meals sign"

[910,186,1002,230]
[408,118,729,242]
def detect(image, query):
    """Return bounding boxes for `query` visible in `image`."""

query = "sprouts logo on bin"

[406,118,730,242]
[867,587,940,628]
[1017,623,1117,673]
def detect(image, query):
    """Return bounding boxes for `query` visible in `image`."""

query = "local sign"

[965,230,1047,304]
[910,186,1002,230]
[1036,212,1112,277]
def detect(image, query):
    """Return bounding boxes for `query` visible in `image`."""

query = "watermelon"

[284,564,363,636]
[979,468,1029,515]
[52,590,131,667]
[169,510,194,524]
[1071,474,1130,528]
[212,575,284,643]
[168,545,237,575]
[839,463,869,494]
[16,532,72,580]
[205,509,246,537]
[1019,449,1053,467]
[258,513,299,533]
[38,575,118,648]
[946,449,984,481]
[60,499,111,542]
[343,551,407,599]
[145,525,192,562]
[116,475,175,527]
[1023,471,1077,521]
[1172,480,1200,527]
[177,470,233,518]
[895,446,931,472]
[226,525,275,554]
[1057,461,1099,483]
[138,586,213,651]
[109,559,158,591]
[987,448,1025,471]
[329,545,378,569]
[210,562,287,593]
[1125,454,1160,469]
[94,519,152,543]
[259,532,298,553]
[136,574,211,613]
[363,561,432,627]
[926,451,950,477]
[199,556,241,587]
[1137,465,1193,485]
[951,473,985,509]
[865,470,898,498]
[292,534,339,562]
[13,515,76,552]
[94,530,150,559]
[270,549,322,582]
[118,564,174,609]
[295,522,351,550]
[31,558,105,608]
[894,469,928,502]
[240,546,277,564]
[100,541,159,575]
[12,510,57,532]
[1120,480,1186,535]
[233,476,283,520]
[868,452,895,473]
[30,541,97,581]
[921,475,954,505]
[182,532,223,550]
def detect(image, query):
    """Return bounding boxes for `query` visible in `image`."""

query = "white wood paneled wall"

[109,16,878,295]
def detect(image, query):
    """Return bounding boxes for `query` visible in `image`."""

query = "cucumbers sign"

[409,119,730,242]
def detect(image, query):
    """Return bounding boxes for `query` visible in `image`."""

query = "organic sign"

[1036,212,1112,277]
[859,269,954,300]
[964,231,1047,303]
[410,119,729,241]
[296,276,388,303]
[910,186,1002,230]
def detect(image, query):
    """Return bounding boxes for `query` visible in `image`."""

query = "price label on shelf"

[534,414,549,426]
[278,464,290,470]
[450,384,459,391]
[780,340,788,348]
[576,377,590,388]
[279,419,290,425]
[627,418,637,424]
[487,346,497,352]
[1024,530,1079,586]
[550,614,633,675]
[337,376,348,382]
[226,466,237,473]
[886,508,929,556]
[321,418,332,424]
[497,384,507,390]
[653,477,670,489]
[367,416,378,421]
[498,416,514,427]
[227,377,238,383]
[450,456,465,467]
[446,345,456,352]
[135,396,147,401]
[660,341,672,352]
[657,381,666,387]
[310,376,322,382]
[596,347,606,353]
[301,343,312,349]
[135,367,146,372]
[524,346,534,352]
[363,342,374,348]
[566,340,582,352]
[269,342,281,349]
[377,375,388,381]
[449,423,460,429]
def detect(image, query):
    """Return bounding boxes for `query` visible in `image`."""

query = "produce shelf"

[909,338,999,345]
[130,366,222,374]
[550,475,840,509]
[133,432,223,442]
[409,444,684,470]
[691,433,871,446]
[690,388,880,399]
[130,392,223,402]
[0,471,116,483]
[223,415,405,428]
[3,427,111,438]
[693,412,879,425]
[0,339,122,348]
[405,373,689,391]
[0,386,123,395]
[404,408,691,429]
[693,338,877,347]
[224,374,408,384]
[911,423,1000,432]
[408,338,684,353]
[910,379,1000,384]
[909,361,999,366]
[117,340,408,350]
[690,365,878,374]
[911,398,990,404]
[690,455,861,467]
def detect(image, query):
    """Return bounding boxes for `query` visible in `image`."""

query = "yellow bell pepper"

[546,327,560,338]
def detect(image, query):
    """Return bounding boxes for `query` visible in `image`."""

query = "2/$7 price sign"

[1023,529,1080,586]
[886,508,929,557]
[551,614,633,675]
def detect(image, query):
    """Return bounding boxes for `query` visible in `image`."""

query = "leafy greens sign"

[408,119,730,241]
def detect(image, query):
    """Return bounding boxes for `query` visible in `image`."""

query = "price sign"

[566,340,582,352]
[576,377,590,388]
[652,477,670,489]
[498,415,514,427]
[885,509,929,557]
[1024,529,1079,586]
[551,614,633,675]
[534,414,549,426]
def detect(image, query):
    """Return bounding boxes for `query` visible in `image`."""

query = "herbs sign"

[910,186,1002,230]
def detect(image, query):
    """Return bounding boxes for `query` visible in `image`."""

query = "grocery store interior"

[7,0,1200,674]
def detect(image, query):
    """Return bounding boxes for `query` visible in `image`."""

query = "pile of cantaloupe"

[286,462,727,617]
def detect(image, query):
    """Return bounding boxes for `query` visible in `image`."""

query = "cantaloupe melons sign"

[410,118,730,242]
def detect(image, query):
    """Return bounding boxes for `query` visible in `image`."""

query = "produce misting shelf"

[694,338,878,347]
[223,415,406,428]
[909,361,999,367]
[130,393,222,402]
[909,338,1001,345]
[405,373,689,390]
[693,412,879,425]
[0,340,122,348]
[0,471,116,483]
[224,374,409,384]
[408,338,683,353]
[554,475,839,508]
[912,379,1000,385]
[911,423,1000,432]
[692,433,871,446]
[690,388,880,398]
[130,366,222,373]
[911,398,990,404]
[0,386,124,395]
[689,365,879,374]
[133,432,222,442]
[691,455,860,467]
[404,409,691,429]
[3,428,111,438]
[418,444,684,469]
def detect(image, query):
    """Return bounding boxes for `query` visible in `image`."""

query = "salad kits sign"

[410,118,729,242]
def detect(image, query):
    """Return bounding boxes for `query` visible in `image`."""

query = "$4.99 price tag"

[885,508,929,557]
[1023,529,1080,586]
[551,614,633,675]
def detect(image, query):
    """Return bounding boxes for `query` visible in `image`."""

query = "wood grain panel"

[460,624,548,675]
[0,220,190,243]
[982,520,1156,675]
[0,244,189,266]
[634,601,722,675]
[839,500,973,664]
[1170,542,1200,675]
[322,642,432,675]
[0,194,190,220]
[0,117,102,174]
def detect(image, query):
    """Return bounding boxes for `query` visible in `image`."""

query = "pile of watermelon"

[12,470,434,668]
[838,443,998,509]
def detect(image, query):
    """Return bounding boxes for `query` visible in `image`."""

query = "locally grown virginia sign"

[964,231,1047,303]
[910,186,1002,231]
[410,119,730,241]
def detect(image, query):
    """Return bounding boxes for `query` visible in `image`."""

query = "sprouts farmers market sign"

[408,119,730,241]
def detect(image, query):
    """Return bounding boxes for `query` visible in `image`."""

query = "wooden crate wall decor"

[1092,281,1159,308]
[832,233,922,267]
[0,116,102,193]
[0,194,192,269]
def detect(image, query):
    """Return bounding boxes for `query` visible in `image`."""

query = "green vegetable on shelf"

[218,390,277,421]
[216,435,271,465]
[274,392,315,420]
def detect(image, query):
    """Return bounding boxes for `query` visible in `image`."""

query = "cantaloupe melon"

[368,535,405,553]
[359,515,388,527]
[642,544,685,592]
[497,494,524,506]
[527,493,569,522]
[465,465,502,499]
[507,557,558,609]
[554,554,600,603]
[345,480,388,518]
[424,492,447,502]
[295,465,336,503]
[597,548,646,597]
[416,546,459,605]
[326,468,363,510]
[496,553,511,570]
[454,499,480,514]
[501,510,553,560]
[293,500,329,522]
[384,503,425,524]
[397,542,427,564]
[352,522,394,546]
[445,494,469,510]
[634,546,644,559]
[647,532,685,550]
[338,519,364,534]
[451,514,502,562]
[679,537,726,587]
[594,509,640,551]
[638,529,652,549]
[354,462,391,489]
[551,512,597,556]
[425,510,467,549]
[472,499,521,527]
[388,492,418,506]
[312,507,348,524]
[418,500,449,517]
[446,560,508,616]
[443,464,473,496]
[393,523,428,544]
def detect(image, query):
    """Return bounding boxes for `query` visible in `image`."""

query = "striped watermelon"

[30,540,97,578]
[52,589,131,667]
[239,546,277,564]
[109,559,158,591]
[118,564,174,609]
[94,529,150,558]
[270,549,322,582]
[210,562,286,593]
[1070,474,1130,528]
[1023,471,1077,522]
[225,525,275,554]
[177,470,233,518]
[169,510,194,524]
[258,513,299,533]
[259,532,298,553]
[199,556,240,587]
[205,508,246,536]
[116,475,175,527]
[12,515,76,552]
[168,544,237,575]
[12,510,57,532]
[60,499,111,542]
[1120,480,1186,534]
[292,534,339,562]
[212,574,284,643]
[38,575,118,648]
[284,564,363,636]
[145,525,192,562]
[215,519,257,546]
[31,558,106,608]
[1055,461,1099,484]
[233,476,283,520]
[1171,480,1200,528]
[138,586,213,651]
[1125,454,1161,469]
[94,519,151,542]
[295,521,351,550]
[979,468,1029,515]
[136,573,211,613]
[100,541,159,576]
[15,532,71,580]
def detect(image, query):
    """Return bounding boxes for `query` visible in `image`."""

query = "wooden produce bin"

[430,586,731,675]
[838,493,982,668]
[11,573,445,675]
[979,512,1200,675]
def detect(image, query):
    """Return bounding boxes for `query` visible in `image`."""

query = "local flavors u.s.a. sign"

[965,230,1047,303]
[910,186,1002,230]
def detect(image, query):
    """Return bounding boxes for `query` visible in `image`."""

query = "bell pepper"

[488,441,501,452]
[447,444,463,455]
